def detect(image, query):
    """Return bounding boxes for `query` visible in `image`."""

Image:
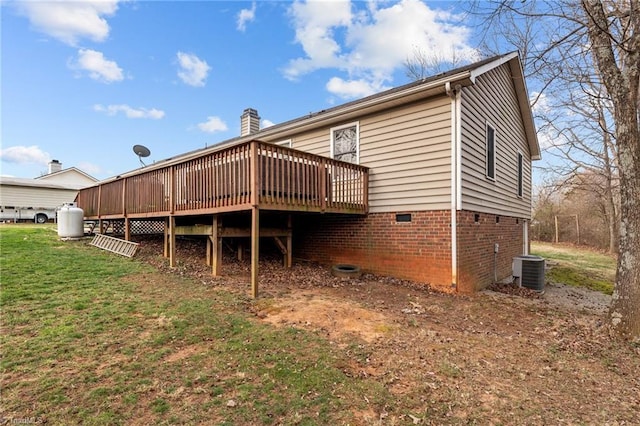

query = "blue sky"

[2,0,482,180]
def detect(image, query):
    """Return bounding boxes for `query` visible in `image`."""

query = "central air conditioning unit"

[513,255,546,292]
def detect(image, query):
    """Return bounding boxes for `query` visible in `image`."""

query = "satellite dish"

[133,144,151,166]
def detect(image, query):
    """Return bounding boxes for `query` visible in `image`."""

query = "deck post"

[163,217,169,258]
[124,218,131,241]
[212,214,222,276]
[169,167,175,214]
[97,184,102,219]
[251,206,259,298]
[320,160,327,212]
[169,215,176,267]
[286,214,292,268]
[250,141,260,298]
[122,177,127,216]
[363,169,369,214]
[206,237,211,266]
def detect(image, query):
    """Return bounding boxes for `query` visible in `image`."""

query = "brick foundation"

[456,211,524,293]
[294,211,453,292]
[294,210,525,293]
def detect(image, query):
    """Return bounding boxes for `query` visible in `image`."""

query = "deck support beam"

[206,236,211,266]
[163,218,169,258]
[286,214,292,268]
[169,216,176,267]
[251,207,259,299]
[124,217,131,241]
[211,215,222,276]
[237,243,244,261]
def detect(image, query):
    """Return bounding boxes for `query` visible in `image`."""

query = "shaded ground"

[133,235,640,424]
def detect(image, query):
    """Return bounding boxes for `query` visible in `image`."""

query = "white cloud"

[536,126,558,150]
[93,104,165,119]
[176,52,211,87]
[71,49,124,83]
[16,0,120,46]
[285,0,352,80]
[237,2,257,32]
[0,145,51,165]
[285,0,479,98]
[261,119,275,128]
[197,116,228,133]
[530,91,552,116]
[326,77,387,99]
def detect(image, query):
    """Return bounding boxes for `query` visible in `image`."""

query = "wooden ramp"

[91,234,139,257]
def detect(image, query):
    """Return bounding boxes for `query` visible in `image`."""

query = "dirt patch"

[165,344,205,363]
[542,281,612,314]
[253,289,393,342]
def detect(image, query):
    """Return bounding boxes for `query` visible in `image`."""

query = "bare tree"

[480,3,622,253]
[404,46,467,80]
[539,77,620,253]
[475,0,640,339]
[531,184,563,242]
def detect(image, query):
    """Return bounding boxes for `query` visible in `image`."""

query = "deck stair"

[90,233,139,257]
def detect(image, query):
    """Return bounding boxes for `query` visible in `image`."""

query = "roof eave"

[507,56,541,161]
[469,52,541,161]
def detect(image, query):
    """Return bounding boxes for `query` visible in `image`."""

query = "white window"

[517,152,523,197]
[486,123,496,180]
[330,122,359,164]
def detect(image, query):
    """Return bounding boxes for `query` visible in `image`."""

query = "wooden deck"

[77,140,368,219]
[76,140,369,298]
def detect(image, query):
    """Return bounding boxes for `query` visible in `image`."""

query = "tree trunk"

[582,0,640,339]
[611,144,640,339]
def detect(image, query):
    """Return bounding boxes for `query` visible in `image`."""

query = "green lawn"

[0,225,388,424]
[531,241,616,295]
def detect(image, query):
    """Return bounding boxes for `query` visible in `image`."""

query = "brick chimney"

[240,108,260,136]
[48,159,62,174]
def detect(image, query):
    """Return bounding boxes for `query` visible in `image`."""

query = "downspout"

[446,82,462,291]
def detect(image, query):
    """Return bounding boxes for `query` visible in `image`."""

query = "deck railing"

[77,140,369,219]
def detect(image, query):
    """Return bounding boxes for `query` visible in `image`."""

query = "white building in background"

[0,160,98,223]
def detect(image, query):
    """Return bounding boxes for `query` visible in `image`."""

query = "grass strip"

[531,241,615,295]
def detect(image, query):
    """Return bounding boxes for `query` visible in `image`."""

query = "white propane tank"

[57,203,84,238]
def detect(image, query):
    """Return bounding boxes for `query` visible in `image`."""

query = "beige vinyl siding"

[37,169,96,188]
[292,96,452,213]
[0,184,78,209]
[291,128,331,156]
[460,64,533,218]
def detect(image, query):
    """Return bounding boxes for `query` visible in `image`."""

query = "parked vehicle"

[0,206,57,223]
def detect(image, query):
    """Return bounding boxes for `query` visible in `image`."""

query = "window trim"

[517,151,524,198]
[330,121,360,164]
[485,121,496,180]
